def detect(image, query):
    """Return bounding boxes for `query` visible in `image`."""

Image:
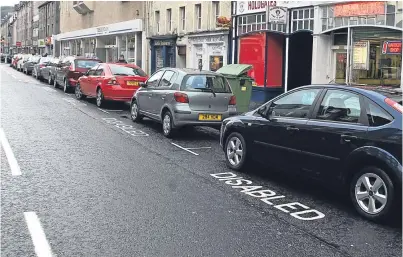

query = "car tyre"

[96,88,105,107]
[75,83,86,100]
[48,74,53,85]
[63,79,70,93]
[350,166,396,222]
[130,100,143,122]
[162,110,175,138]
[53,77,58,88]
[224,132,250,171]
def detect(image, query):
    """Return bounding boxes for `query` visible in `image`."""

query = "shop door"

[333,52,347,84]
[106,48,117,63]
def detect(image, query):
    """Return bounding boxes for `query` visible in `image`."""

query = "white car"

[17,54,31,72]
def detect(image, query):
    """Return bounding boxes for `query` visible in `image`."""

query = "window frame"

[155,11,160,33]
[213,1,220,28]
[179,6,186,31]
[146,69,165,88]
[310,88,369,126]
[166,8,172,32]
[157,70,176,88]
[195,4,202,30]
[363,97,394,127]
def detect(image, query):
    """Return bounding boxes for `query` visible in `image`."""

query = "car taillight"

[229,95,236,106]
[174,92,189,103]
[39,64,44,68]
[107,77,119,85]
[385,98,403,113]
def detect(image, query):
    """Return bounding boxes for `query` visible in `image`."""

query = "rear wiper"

[114,73,130,76]
[195,87,216,97]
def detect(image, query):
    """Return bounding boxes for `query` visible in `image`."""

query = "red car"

[75,63,148,107]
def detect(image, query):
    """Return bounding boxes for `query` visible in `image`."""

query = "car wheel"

[63,79,70,93]
[224,132,249,171]
[130,100,143,122]
[162,111,175,138]
[53,77,58,88]
[96,88,105,107]
[350,166,395,222]
[75,83,86,100]
[48,74,52,85]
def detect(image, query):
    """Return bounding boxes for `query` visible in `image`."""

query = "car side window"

[366,99,394,126]
[316,90,362,124]
[159,70,175,87]
[269,88,320,119]
[147,70,164,88]
[95,67,104,76]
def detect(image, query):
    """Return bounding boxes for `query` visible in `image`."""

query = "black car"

[220,85,402,222]
[22,55,41,75]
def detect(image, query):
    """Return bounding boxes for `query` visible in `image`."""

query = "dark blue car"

[220,85,402,222]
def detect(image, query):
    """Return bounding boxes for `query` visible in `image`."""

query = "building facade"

[56,1,145,66]
[146,1,232,74]
[38,1,60,56]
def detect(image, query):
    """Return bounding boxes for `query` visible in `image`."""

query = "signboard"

[38,39,45,47]
[16,41,21,47]
[154,40,173,46]
[267,6,287,24]
[334,1,384,17]
[353,41,370,70]
[96,26,109,35]
[382,40,402,55]
[236,1,277,15]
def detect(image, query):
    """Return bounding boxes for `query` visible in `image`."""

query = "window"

[181,75,232,93]
[155,11,160,33]
[291,7,314,32]
[213,1,220,27]
[109,64,147,77]
[195,4,202,30]
[147,70,164,87]
[316,90,362,123]
[367,100,394,126]
[179,7,185,31]
[270,89,321,119]
[75,60,101,69]
[159,70,175,87]
[167,9,172,32]
[95,67,104,76]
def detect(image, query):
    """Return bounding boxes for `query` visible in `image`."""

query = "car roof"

[159,68,222,76]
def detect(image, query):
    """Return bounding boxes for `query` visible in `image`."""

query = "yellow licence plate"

[198,114,222,121]
[127,81,139,86]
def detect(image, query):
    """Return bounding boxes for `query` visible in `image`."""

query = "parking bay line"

[186,147,212,150]
[171,142,199,156]
[98,108,110,114]
[24,212,53,257]
[0,128,21,176]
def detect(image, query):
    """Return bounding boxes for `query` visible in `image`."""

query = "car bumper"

[172,106,237,128]
[103,87,137,102]
[68,79,78,87]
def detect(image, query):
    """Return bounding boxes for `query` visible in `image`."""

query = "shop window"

[209,56,223,71]
[291,7,314,32]
[333,33,347,46]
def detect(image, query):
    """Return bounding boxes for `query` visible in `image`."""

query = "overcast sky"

[0,0,19,7]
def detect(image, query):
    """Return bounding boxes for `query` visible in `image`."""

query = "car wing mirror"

[140,82,147,88]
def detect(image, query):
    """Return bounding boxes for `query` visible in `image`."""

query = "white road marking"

[40,87,56,92]
[11,74,17,79]
[171,142,199,156]
[186,147,212,150]
[24,212,53,257]
[98,108,109,114]
[101,109,123,112]
[0,128,21,176]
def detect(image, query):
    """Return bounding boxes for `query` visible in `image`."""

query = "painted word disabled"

[102,118,149,137]
[210,172,325,221]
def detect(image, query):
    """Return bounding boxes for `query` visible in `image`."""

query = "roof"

[160,68,221,76]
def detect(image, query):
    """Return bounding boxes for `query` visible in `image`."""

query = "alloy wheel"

[54,78,58,88]
[96,90,103,107]
[163,114,171,135]
[131,102,138,120]
[48,75,52,85]
[226,137,243,166]
[75,84,82,99]
[64,80,69,92]
[354,173,388,215]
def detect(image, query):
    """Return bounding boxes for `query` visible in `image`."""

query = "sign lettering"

[237,1,277,15]
[154,41,172,46]
[334,1,384,17]
[382,40,402,55]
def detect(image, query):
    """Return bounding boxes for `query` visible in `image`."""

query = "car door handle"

[341,134,357,142]
[286,126,299,132]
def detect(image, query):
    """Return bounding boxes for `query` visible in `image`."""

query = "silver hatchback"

[130,68,237,137]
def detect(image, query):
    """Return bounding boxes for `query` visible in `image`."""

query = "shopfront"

[313,1,403,87]
[55,19,143,66]
[187,31,229,71]
[149,36,177,74]
[37,39,45,55]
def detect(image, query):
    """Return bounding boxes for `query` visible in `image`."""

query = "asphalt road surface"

[1,63,401,257]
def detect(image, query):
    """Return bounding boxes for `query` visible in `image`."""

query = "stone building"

[38,1,61,55]
[55,1,144,66]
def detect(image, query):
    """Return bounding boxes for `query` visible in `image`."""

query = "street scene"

[1,1,403,257]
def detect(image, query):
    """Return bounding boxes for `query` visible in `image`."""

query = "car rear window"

[181,75,231,93]
[39,57,49,63]
[75,60,100,69]
[109,64,147,77]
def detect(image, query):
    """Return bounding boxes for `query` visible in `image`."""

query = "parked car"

[6,54,12,64]
[17,54,31,72]
[54,56,101,92]
[75,63,148,106]
[220,85,402,222]
[11,54,22,68]
[22,55,41,75]
[130,68,237,137]
[40,57,60,84]
[32,56,52,80]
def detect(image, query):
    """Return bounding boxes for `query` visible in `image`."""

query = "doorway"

[287,31,313,90]
[333,51,347,84]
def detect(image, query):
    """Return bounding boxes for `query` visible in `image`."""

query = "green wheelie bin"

[216,64,254,113]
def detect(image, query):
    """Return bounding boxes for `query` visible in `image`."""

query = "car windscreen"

[109,64,147,77]
[181,75,232,93]
[75,60,101,69]
[39,57,50,63]
[31,56,41,63]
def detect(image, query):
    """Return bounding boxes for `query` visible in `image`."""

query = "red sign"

[334,1,384,17]
[16,41,21,47]
[382,41,402,55]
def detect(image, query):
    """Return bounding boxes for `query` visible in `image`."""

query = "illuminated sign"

[382,40,402,55]
[334,1,384,17]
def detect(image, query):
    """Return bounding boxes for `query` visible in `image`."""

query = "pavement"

[0,63,401,257]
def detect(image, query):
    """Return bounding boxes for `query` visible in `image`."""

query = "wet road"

[1,63,401,257]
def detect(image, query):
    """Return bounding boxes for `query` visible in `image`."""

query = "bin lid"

[216,64,253,77]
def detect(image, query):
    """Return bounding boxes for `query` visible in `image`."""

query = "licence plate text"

[127,81,139,86]
[198,114,222,121]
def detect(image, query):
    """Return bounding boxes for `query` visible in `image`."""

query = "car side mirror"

[140,82,147,88]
